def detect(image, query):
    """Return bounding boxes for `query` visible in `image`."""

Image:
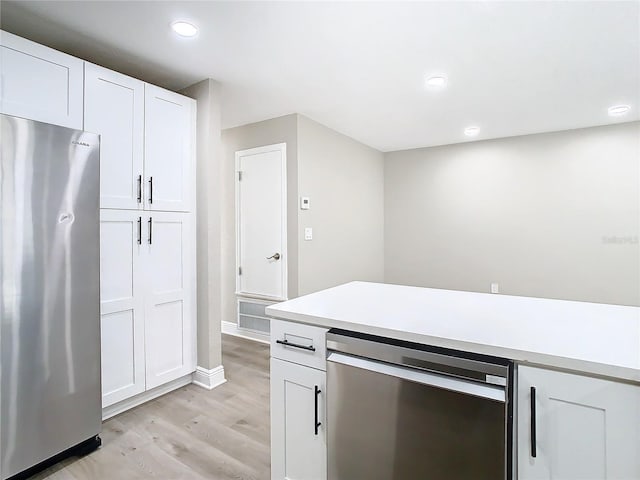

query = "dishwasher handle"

[327,351,505,403]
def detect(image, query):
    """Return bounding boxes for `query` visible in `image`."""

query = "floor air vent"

[237,299,272,334]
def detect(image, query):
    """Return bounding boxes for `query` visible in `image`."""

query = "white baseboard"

[192,365,226,390]
[222,320,270,344]
[102,374,193,421]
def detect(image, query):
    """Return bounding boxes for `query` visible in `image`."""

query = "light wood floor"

[32,335,271,480]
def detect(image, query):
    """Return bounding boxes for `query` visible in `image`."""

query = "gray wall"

[221,115,299,323]
[297,115,384,294]
[221,114,385,319]
[385,122,640,306]
[180,79,224,369]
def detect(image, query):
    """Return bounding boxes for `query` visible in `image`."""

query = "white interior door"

[236,143,287,300]
[144,212,195,389]
[99,210,145,407]
[84,63,144,210]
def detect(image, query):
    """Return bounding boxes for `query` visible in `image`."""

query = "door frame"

[235,143,288,301]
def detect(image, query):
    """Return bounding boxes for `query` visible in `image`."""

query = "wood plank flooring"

[31,335,271,480]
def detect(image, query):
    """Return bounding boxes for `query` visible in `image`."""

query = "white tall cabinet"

[85,66,196,411]
[0,31,198,416]
[517,365,640,480]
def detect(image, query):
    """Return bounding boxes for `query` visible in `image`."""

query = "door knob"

[267,253,281,260]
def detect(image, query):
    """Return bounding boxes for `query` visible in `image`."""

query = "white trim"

[222,320,270,344]
[235,143,288,301]
[192,365,226,390]
[236,295,277,308]
[234,291,287,302]
[101,373,193,421]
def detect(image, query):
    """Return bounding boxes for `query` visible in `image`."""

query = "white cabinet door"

[517,366,640,480]
[0,30,83,129]
[144,212,195,389]
[271,358,326,480]
[85,63,144,210]
[99,210,146,407]
[144,85,194,212]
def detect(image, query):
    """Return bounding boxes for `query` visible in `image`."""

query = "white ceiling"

[2,1,638,152]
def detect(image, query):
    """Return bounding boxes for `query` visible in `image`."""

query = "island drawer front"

[271,319,328,371]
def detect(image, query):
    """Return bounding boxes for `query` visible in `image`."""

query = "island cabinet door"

[271,358,326,480]
[517,365,640,480]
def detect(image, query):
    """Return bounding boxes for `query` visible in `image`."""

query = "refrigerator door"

[1,114,101,479]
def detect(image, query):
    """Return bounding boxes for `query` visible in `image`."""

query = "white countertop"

[266,281,640,383]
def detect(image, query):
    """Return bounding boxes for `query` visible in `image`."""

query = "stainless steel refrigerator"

[1,114,102,479]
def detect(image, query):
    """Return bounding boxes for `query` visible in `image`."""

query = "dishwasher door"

[327,332,511,480]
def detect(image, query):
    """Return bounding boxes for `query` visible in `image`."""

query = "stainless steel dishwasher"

[327,329,513,480]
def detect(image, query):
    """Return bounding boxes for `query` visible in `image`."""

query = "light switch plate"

[304,227,313,240]
[300,197,310,210]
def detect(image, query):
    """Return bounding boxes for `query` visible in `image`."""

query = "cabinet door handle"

[275,339,316,352]
[148,176,153,204]
[314,385,321,435]
[137,175,142,203]
[148,217,153,244]
[137,216,142,245]
[530,386,537,458]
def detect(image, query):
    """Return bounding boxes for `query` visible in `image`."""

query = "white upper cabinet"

[84,63,145,210]
[144,85,194,213]
[517,365,640,480]
[0,30,83,129]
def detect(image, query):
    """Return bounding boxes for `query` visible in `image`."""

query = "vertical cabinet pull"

[137,175,142,203]
[314,385,322,435]
[148,177,153,204]
[137,216,142,245]
[530,386,537,458]
[148,217,153,244]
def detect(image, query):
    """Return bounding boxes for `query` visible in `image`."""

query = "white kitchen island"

[266,281,640,480]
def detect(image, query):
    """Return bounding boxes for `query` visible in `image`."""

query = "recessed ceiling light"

[608,104,631,116]
[425,75,447,89]
[464,126,480,137]
[171,21,198,37]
